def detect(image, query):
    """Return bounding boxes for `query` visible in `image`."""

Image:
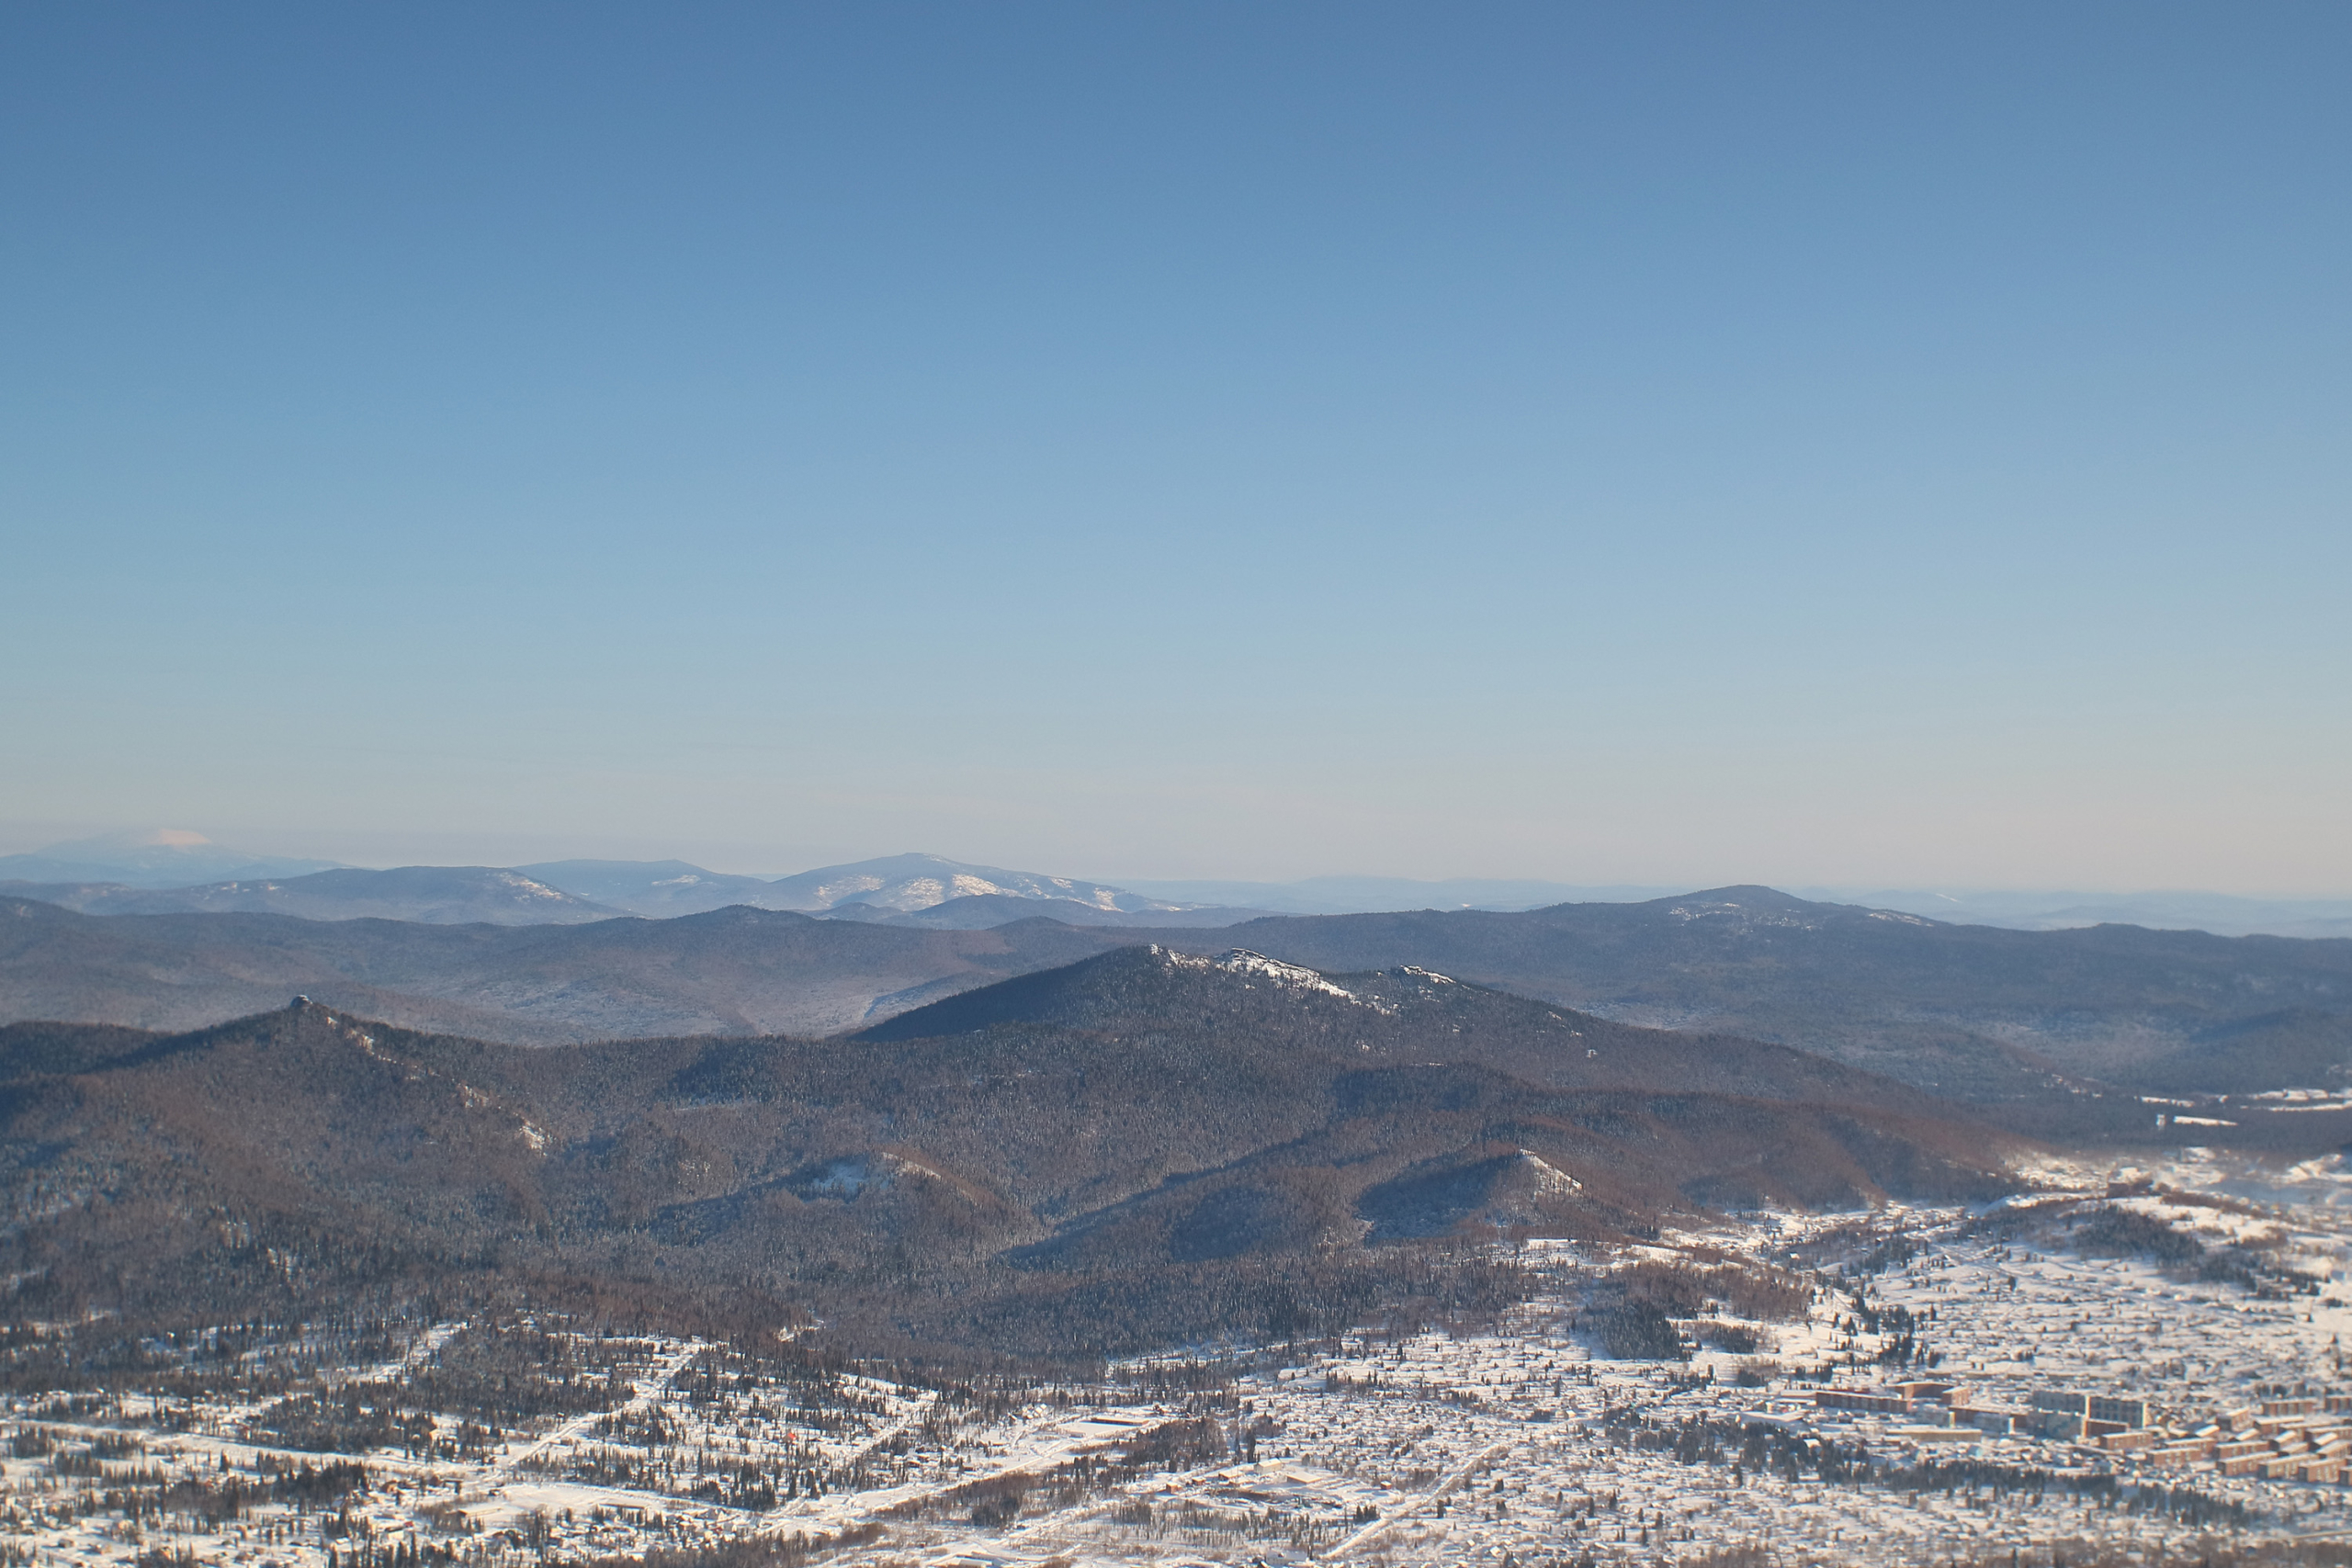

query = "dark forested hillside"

[0,951,2023,1361]
[861,945,1944,1113]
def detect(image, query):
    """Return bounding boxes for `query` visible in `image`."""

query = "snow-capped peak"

[1214,949,1362,1000]
[1151,945,1367,1004]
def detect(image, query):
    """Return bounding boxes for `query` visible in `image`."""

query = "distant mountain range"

[817,893,1274,930]
[0,897,1112,1040]
[0,850,1272,928]
[1807,886,2352,941]
[512,852,1198,918]
[1132,876,2352,937]
[0,828,343,887]
[0,866,625,924]
[1111,875,1682,914]
[6,883,2349,1115]
[7,832,2346,938]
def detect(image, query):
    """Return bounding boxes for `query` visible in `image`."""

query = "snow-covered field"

[12,1148,2352,1567]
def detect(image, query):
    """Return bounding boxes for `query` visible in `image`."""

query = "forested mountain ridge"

[1116,888,2352,1100]
[6,885,2350,1102]
[860,945,1944,1113]
[0,897,1110,1040]
[0,950,2022,1358]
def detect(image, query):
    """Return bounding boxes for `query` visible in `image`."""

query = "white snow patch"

[1215,949,1360,1000]
[1150,946,1390,1009]
[1513,1149,1582,1195]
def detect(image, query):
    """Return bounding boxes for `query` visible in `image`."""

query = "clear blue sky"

[4,3,2346,890]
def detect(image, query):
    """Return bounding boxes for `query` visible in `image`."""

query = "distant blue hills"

[2,831,2346,938]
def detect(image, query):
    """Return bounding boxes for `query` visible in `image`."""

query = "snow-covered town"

[9,1147,2352,1568]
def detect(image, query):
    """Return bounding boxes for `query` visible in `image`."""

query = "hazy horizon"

[3,823,2349,907]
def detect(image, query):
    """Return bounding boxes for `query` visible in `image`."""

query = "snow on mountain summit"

[1147,945,1389,1008]
[516,853,1201,919]
[1209,948,1361,999]
[765,853,1181,914]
